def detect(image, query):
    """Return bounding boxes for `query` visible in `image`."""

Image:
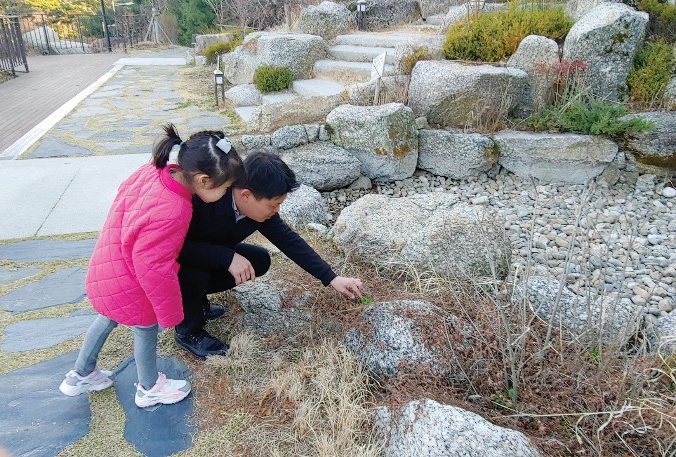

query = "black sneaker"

[174,329,229,358]
[205,302,225,321]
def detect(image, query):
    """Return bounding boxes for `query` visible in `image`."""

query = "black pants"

[176,243,271,335]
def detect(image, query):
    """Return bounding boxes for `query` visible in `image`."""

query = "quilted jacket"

[85,163,193,328]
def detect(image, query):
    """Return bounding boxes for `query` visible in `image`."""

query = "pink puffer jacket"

[85,163,192,328]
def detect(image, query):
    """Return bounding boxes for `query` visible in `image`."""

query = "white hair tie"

[215,137,232,155]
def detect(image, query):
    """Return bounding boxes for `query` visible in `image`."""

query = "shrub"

[637,0,676,42]
[443,2,572,62]
[253,65,294,92]
[203,39,243,63]
[627,40,674,108]
[400,47,434,75]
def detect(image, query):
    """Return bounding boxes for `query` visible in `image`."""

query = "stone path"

[0,239,194,457]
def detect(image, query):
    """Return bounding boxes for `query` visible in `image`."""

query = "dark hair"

[152,124,245,189]
[239,151,299,199]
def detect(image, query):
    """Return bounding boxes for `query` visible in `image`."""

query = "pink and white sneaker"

[134,372,191,408]
[59,367,114,396]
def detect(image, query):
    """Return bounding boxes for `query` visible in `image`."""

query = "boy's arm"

[259,214,337,286]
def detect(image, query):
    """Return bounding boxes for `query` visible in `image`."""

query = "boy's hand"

[229,253,256,285]
[330,276,363,299]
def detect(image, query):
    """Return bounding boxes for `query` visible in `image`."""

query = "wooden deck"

[0,53,123,155]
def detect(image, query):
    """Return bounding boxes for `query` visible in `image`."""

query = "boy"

[175,152,363,357]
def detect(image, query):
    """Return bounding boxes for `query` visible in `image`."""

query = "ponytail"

[152,124,182,169]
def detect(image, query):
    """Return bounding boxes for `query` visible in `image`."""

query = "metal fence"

[0,16,28,74]
[16,13,148,54]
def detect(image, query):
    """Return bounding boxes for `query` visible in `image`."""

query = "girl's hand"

[229,253,256,285]
[330,276,363,299]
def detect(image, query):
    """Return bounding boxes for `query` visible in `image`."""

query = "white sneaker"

[59,367,114,396]
[134,372,191,408]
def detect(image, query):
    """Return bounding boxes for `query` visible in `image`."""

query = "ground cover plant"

[442,1,572,62]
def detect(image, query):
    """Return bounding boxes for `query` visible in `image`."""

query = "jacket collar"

[161,164,192,201]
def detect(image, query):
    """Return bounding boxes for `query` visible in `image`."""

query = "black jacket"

[178,187,337,286]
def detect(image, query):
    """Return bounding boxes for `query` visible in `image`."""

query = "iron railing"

[0,16,28,74]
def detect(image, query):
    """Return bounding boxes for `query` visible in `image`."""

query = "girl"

[59,124,244,408]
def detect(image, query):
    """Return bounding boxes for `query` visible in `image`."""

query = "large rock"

[224,84,262,107]
[507,35,560,114]
[332,193,511,279]
[278,184,329,229]
[247,94,345,132]
[392,38,445,74]
[514,275,644,346]
[195,32,236,55]
[363,0,422,30]
[347,75,408,106]
[408,61,529,128]
[344,300,467,378]
[618,112,676,173]
[562,3,649,101]
[325,103,418,181]
[297,1,354,40]
[418,0,461,17]
[375,400,541,457]
[494,130,618,184]
[224,32,327,84]
[281,142,362,191]
[418,129,497,178]
[649,313,676,355]
[271,125,309,150]
[566,0,604,21]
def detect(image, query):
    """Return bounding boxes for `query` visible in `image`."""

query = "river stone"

[408,61,529,128]
[0,266,40,284]
[278,184,329,229]
[1,312,97,352]
[280,142,362,191]
[562,2,649,101]
[297,1,353,40]
[115,356,194,457]
[375,399,542,457]
[514,275,644,346]
[333,193,511,279]
[0,239,96,261]
[494,130,618,184]
[418,129,497,178]
[325,103,418,181]
[0,266,87,313]
[0,351,90,457]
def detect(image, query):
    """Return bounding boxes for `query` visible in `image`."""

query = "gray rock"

[1,313,97,352]
[618,112,676,174]
[418,0,459,17]
[635,174,655,192]
[247,94,344,133]
[297,1,354,39]
[222,46,259,85]
[663,74,676,109]
[507,35,560,114]
[348,75,409,106]
[597,164,621,187]
[344,300,462,378]
[195,32,236,55]
[0,267,87,313]
[514,275,643,346]
[363,0,422,30]
[305,124,320,142]
[418,129,497,178]
[279,184,329,229]
[494,130,618,184]
[651,313,676,354]
[441,4,471,32]
[333,194,511,279]
[348,175,373,189]
[326,103,418,181]
[392,38,445,74]
[224,84,262,107]
[375,399,541,457]
[0,266,40,284]
[257,33,327,80]
[271,125,309,150]
[28,137,92,158]
[234,280,313,338]
[115,356,194,457]
[281,142,362,191]
[319,124,330,141]
[562,3,649,101]
[408,61,529,128]
[566,0,606,21]
[0,352,90,457]
[241,134,271,150]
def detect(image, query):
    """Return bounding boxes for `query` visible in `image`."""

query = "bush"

[442,2,572,62]
[253,65,294,92]
[203,39,243,63]
[400,47,434,75]
[627,40,674,108]
[637,0,676,42]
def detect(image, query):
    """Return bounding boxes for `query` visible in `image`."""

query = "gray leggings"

[75,314,159,390]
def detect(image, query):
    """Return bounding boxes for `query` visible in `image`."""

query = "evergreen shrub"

[253,65,294,92]
[627,40,674,107]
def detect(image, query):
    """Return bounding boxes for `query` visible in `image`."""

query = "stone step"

[235,106,257,125]
[261,92,298,105]
[334,33,435,49]
[328,44,396,64]
[292,79,345,97]
[313,59,395,82]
